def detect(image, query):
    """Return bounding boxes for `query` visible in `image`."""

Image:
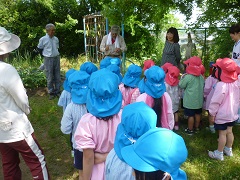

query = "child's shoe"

[71,150,74,158]
[184,128,194,135]
[208,150,224,161]
[223,146,233,157]
[206,126,215,133]
[174,122,179,131]
[209,126,215,133]
[174,125,179,131]
[194,127,200,133]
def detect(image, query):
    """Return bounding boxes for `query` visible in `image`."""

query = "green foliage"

[0,0,183,61]
[5,50,46,89]
[0,0,99,58]
[101,0,184,59]
[175,0,240,69]
[17,67,46,89]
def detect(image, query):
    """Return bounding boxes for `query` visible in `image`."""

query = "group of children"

[57,50,240,179]
[57,59,189,179]
[1,23,239,180]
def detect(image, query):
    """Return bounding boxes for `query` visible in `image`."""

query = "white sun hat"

[0,27,21,55]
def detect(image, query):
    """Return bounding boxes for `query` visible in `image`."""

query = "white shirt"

[38,34,59,57]
[0,61,34,143]
[232,40,240,66]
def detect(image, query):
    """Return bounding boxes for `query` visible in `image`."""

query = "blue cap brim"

[121,143,158,172]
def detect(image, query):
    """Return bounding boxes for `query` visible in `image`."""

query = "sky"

[174,6,202,28]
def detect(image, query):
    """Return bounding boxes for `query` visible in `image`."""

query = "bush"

[6,50,46,89]
[16,67,46,89]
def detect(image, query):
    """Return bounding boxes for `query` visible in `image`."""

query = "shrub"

[16,67,46,89]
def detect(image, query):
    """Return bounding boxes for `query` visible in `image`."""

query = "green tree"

[175,0,240,65]
[0,0,183,60]
[101,0,183,60]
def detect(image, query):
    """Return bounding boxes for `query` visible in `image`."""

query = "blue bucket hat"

[122,64,142,88]
[121,128,188,180]
[106,64,122,82]
[68,70,90,104]
[144,66,166,98]
[100,58,111,69]
[80,62,98,75]
[63,68,76,92]
[87,68,122,118]
[110,58,121,66]
[114,102,157,161]
[137,78,145,94]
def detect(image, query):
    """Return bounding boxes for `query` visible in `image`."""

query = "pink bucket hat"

[161,62,174,73]
[184,56,203,76]
[165,66,180,86]
[212,58,222,67]
[215,58,237,83]
[143,59,155,71]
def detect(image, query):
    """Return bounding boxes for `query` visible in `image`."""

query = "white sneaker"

[208,150,224,161]
[209,127,215,133]
[206,126,216,133]
[223,147,233,157]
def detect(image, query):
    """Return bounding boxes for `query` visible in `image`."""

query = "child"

[121,128,188,180]
[60,70,90,178]
[165,66,181,130]
[203,59,220,133]
[105,102,157,180]
[100,58,111,69]
[161,62,174,74]
[179,56,205,135]
[74,68,122,180]
[161,27,181,67]
[80,61,98,75]
[143,59,155,71]
[208,58,239,161]
[136,65,174,130]
[58,68,76,112]
[229,23,240,66]
[107,64,123,82]
[119,64,142,107]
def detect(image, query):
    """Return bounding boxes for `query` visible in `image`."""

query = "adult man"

[38,23,61,99]
[0,27,49,179]
[100,25,127,66]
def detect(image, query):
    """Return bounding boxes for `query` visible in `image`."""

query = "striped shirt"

[105,149,134,180]
[60,102,87,150]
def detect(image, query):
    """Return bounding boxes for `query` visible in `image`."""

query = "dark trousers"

[0,133,50,180]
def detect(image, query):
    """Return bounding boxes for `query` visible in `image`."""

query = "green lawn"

[1,89,240,179]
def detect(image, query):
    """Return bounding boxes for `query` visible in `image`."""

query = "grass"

[178,116,240,180]
[1,54,240,179]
